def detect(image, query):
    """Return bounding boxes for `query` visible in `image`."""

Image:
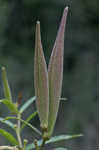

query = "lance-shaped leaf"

[0,99,18,114]
[34,21,49,129]
[0,128,18,146]
[25,134,82,150]
[1,67,12,102]
[48,7,68,137]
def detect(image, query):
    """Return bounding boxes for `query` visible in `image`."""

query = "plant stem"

[34,139,39,150]
[16,113,23,148]
[39,138,46,150]
[0,146,18,150]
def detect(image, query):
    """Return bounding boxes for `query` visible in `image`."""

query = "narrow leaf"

[34,21,49,129]
[1,67,12,102]
[21,111,37,131]
[45,134,83,143]
[0,117,15,130]
[25,141,42,150]
[53,148,68,150]
[0,128,18,146]
[0,99,18,114]
[25,134,82,150]
[48,7,68,136]
[19,96,36,114]
[4,116,41,136]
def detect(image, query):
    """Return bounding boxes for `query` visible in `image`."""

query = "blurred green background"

[0,0,99,150]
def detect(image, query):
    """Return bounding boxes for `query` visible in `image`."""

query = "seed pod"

[34,21,49,130]
[1,67,12,102]
[48,7,68,137]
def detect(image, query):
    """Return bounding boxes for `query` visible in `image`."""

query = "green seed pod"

[1,67,12,102]
[48,7,68,137]
[34,21,49,130]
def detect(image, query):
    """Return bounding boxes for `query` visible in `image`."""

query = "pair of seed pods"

[34,7,68,138]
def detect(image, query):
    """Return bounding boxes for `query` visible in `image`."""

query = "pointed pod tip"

[65,6,69,11]
[36,21,40,32]
[36,21,40,27]
[36,20,41,40]
[64,6,69,14]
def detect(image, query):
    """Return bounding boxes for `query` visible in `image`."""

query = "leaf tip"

[2,66,6,71]
[1,66,6,76]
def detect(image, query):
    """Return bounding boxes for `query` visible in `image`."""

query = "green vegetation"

[0,7,82,150]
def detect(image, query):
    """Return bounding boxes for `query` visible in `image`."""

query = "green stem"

[0,146,18,150]
[16,113,23,148]
[39,138,46,150]
[34,139,39,150]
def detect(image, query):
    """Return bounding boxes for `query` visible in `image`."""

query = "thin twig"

[16,113,23,148]
[39,138,46,150]
[0,146,18,150]
[34,139,39,150]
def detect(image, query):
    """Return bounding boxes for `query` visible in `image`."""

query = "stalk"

[0,146,18,150]
[16,113,23,149]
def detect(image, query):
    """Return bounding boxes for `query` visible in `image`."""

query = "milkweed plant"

[0,7,82,150]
